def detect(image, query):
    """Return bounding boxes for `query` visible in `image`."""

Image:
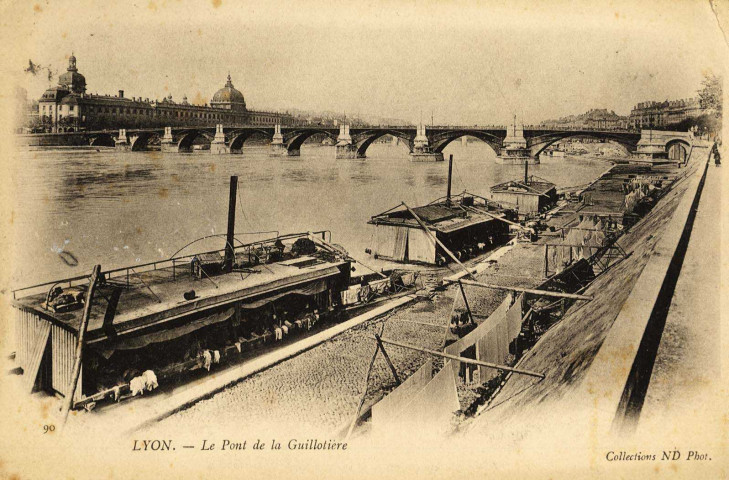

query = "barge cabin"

[489,162,557,215]
[10,177,352,410]
[367,155,516,266]
[367,194,515,266]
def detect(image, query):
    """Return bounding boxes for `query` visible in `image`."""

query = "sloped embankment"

[468,160,701,428]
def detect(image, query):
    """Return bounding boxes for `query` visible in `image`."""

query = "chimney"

[118,90,124,98]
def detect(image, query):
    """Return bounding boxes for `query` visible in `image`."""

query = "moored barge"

[366,155,517,266]
[10,177,354,411]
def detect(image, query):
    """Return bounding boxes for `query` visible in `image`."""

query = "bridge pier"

[410,124,444,162]
[497,122,536,164]
[160,127,179,153]
[210,124,230,155]
[335,125,357,159]
[269,124,289,156]
[115,129,131,151]
[634,130,695,165]
[336,144,358,158]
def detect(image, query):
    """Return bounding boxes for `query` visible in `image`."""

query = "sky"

[2,0,727,125]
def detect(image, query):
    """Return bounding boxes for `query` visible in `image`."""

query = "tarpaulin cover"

[506,293,524,341]
[494,320,509,366]
[445,293,513,376]
[239,279,329,309]
[341,285,361,306]
[400,272,417,287]
[372,360,433,433]
[96,307,235,355]
[476,330,501,383]
[380,363,460,437]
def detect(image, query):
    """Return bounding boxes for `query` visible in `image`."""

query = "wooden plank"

[376,336,545,379]
[453,279,593,301]
[22,321,51,393]
[60,265,101,426]
[375,334,401,385]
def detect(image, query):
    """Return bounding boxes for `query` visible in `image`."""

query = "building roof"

[13,250,347,344]
[369,196,508,234]
[40,87,70,101]
[490,176,557,196]
[57,54,86,94]
[211,74,246,108]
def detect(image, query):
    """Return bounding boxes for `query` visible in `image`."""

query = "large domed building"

[35,55,297,132]
[210,74,246,112]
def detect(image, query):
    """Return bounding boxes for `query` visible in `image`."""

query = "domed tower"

[58,54,86,94]
[211,74,246,112]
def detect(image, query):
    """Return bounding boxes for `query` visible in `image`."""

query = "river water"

[10,141,611,287]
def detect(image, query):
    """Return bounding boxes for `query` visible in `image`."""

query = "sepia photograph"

[0,0,727,478]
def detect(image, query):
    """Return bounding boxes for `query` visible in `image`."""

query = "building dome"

[58,54,86,94]
[211,74,246,111]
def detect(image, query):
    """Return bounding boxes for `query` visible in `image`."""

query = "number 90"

[43,424,55,434]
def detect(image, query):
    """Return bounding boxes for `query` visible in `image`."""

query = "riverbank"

[460,143,713,444]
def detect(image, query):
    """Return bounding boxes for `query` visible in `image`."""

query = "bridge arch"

[177,130,214,152]
[529,132,637,159]
[286,129,338,153]
[228,129,272,151]
[355,130,414,158]
[429,130,503,156]
[130,132,161,151]
[89,133,115,147]
[666,138,691,163]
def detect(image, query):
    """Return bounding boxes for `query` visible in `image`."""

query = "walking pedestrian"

[712,142,721,166]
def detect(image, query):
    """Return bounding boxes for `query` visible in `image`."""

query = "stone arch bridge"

[38,125,694,163]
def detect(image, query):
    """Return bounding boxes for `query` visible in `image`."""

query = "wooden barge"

[367,195,515,265]
[489,169,557,216]
[365,155,517,266]
[10,177,354,411]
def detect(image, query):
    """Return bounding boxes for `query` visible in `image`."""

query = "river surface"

[10,141,611,287]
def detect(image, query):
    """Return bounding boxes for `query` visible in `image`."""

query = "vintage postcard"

[0,0,727,478]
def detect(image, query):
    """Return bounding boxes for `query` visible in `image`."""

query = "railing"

[17,125,644,137]
[11,230,332,300]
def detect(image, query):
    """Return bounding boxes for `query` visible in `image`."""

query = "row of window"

[41,103,285,124]
[41,105,74,113]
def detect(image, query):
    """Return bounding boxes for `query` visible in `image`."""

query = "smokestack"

[446,154,453,206]
[224,176,238,273]
[118,90,124,98]
[524,160,529,184]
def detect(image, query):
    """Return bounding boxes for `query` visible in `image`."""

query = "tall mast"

[224,176,238,273]
[446,154,453,206]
